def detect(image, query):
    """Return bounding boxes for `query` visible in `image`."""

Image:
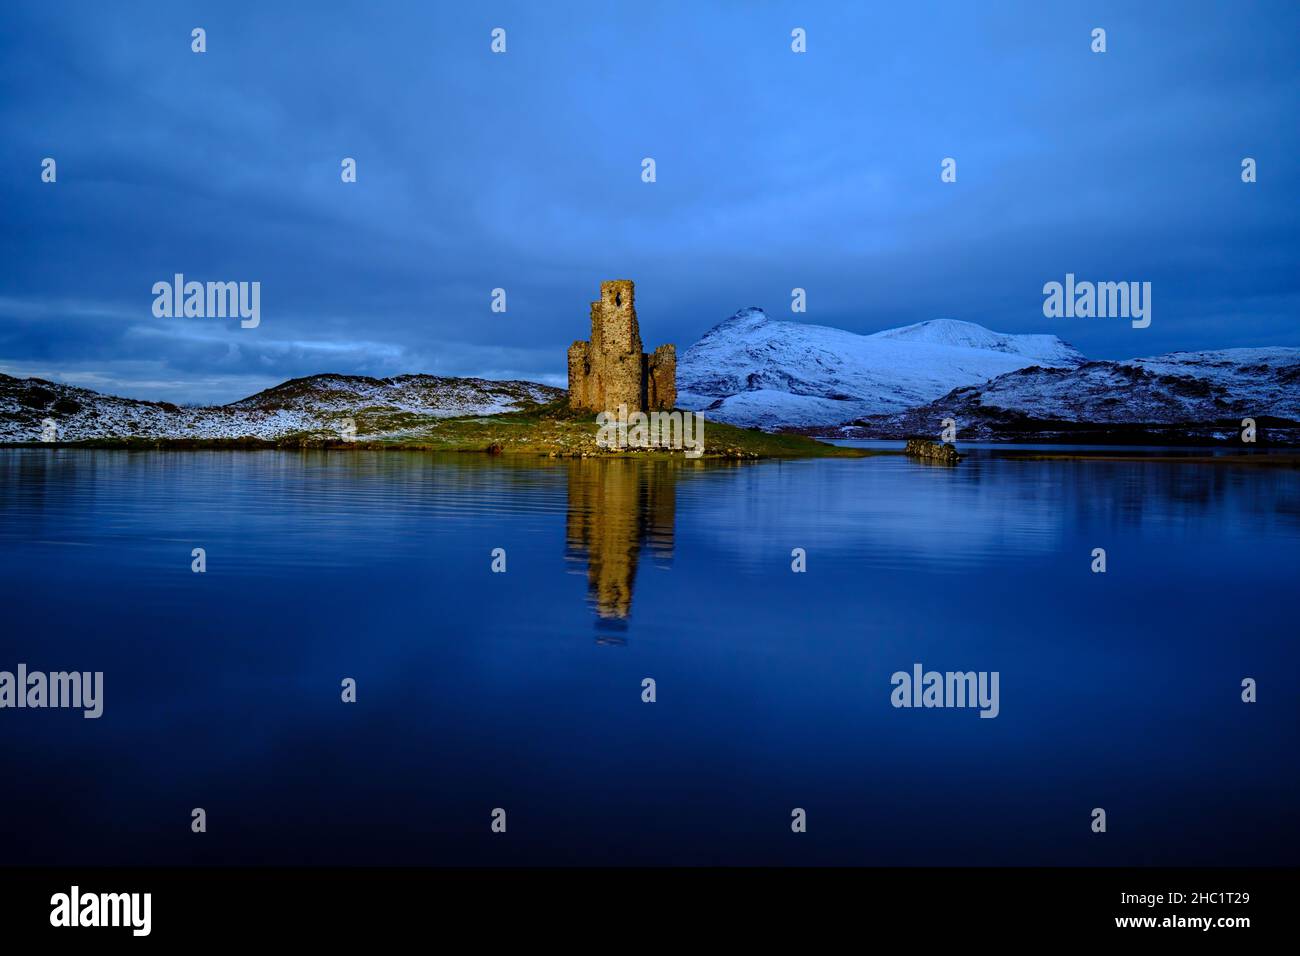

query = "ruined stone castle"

[568,280,675,414]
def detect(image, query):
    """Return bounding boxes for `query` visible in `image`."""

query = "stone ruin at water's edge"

[567,280,675,414]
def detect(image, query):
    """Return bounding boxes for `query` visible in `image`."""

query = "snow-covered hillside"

[677,310,1085,429]
[6,316,1296,445]
[847,348,1300,441]
[0,373,562,443]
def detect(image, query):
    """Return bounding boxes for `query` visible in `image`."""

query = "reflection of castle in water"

[564,459,676,627]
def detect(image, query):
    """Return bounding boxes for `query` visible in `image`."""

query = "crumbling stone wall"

[568,280,675,413]
[645,344,676,411]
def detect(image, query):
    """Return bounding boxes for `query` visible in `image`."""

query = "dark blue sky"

[2,1,1297,403]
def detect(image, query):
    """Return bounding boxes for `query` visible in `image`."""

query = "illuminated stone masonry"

[567,280,676,414]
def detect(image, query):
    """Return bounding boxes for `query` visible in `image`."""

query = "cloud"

[2,0,1298,402]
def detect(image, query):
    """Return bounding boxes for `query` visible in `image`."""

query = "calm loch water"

[0,447,1297,865]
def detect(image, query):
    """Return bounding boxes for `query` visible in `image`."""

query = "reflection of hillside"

[565,459,676,621]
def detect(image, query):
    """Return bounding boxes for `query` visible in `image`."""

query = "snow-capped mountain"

[846,348,1300,442]
[677,309,1085,429]
[0,372,562,443]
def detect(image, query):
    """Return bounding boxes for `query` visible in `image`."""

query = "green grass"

[353,399,874,458]
[51,399,879,459]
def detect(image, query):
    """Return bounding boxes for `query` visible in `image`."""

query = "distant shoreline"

[3,440,1296,467]
[996,450,1300,467]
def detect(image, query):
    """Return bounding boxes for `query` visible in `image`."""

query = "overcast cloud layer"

[2,0,1297,404]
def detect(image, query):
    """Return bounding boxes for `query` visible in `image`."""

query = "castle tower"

[567,280,675,414]
[596,280,640,355]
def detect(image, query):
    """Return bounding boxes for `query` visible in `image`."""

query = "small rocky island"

[904,438,962,464]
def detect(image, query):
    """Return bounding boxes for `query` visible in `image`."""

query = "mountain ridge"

[0,372,563,443]
[837,347,1300,443]
[676,308,1086,429]
[5,312,1298,445]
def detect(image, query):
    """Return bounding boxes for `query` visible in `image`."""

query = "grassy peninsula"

[63,399,875,459]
